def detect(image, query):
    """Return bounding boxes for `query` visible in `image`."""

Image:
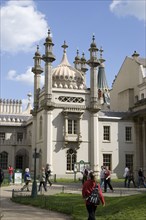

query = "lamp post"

[31,147,39,198]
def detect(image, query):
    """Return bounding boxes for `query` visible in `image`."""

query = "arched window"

[0,151,8,169]
[39,116,43,139]
[66,149,77,171]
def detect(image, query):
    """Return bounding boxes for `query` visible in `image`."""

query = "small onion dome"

[74,49,80,62]
[45,29,53,44]
[35,45,41,56]
[90,34,98,50]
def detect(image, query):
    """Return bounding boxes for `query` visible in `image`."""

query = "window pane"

[103,126,110,141]
[0,132,5,141]
[74,120,77,134]
[66,149,77,171]
[68,120,72,134]
[125,127,132,141]
[126,154,133,171]
[103,154,111,170]
[17,132,23,142]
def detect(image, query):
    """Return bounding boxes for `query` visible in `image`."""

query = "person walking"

[21,168,31,191]
[45,164,52,187]
[104,166,114,193]
[38,167,47,192]
[138,168,146,188]
[81,167,89,185]
[127,169,136,188]
[100,166,105,188]
[123,166,129,187]
[0,168,4,187]
[82,171,105,220]
[8,165,14,184]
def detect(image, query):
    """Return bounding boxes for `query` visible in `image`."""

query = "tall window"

[125,127,132,141]
[0,151,8,169]
[66,149,77,171]
[126,154,133,171]
[103,154,112,170]
[39,116,43,139]
[103,126,110,141]
[0,132,5,141]
[17,132,23,142]
[68,119,77,134]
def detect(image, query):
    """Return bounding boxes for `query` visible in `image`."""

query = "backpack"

[87,184,100,205]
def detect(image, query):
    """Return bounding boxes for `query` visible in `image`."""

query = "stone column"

[90,112,99,173]
[44,110,53,171]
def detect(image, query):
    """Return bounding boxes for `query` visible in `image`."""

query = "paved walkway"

[0,183,145,220]
[0,185,71,220]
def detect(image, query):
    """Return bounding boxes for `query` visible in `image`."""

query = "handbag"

[87,184,100,205]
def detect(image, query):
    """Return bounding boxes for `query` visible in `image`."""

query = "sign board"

[74,161,90,173]
[33,152,40,158]
[14,170,22,184]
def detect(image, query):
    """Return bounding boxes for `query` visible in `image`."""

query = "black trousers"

[104,178,113,192]
[86,204,97,220]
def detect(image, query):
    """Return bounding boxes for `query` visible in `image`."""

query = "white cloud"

[7,67,44,86]
[1,0,48,53]
[110,0,146,22]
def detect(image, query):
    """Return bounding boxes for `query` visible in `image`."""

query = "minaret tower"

[87,35,100,110]
[87,35,101,174]
[32,45,43,112]
[81,52,88,85]
[42,30,56,105]
[74,49,81,70]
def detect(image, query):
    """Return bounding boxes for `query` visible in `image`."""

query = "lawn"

[12,192,146,220]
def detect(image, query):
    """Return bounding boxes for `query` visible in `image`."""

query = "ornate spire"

[99,46,105,64]
[74,49,81,70]
[32,45,43,75]
[42,29,56,63]
[87,34,100,67]
[81,52,88,73]
[61,41,68,53]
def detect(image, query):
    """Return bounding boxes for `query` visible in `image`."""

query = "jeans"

[86,204,97,220]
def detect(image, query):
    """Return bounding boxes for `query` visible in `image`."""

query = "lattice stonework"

[58,96,84,103]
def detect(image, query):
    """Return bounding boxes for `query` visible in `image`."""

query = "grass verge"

[12,192,146,220]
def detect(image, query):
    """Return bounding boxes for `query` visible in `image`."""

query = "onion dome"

[52,41,85,90]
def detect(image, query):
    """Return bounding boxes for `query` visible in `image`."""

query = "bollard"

[62,186,64,193]
[54,174,56,182]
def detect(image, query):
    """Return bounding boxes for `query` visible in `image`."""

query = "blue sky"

[1,0,146,109]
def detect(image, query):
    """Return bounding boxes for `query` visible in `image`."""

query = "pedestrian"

[38,167,47,192]
[21,168,31,191]
[123,165,129,187]
[138,168,146,188]
[0,168,4,187]
[104,166,114,193]
[45,164,52,187]
[100,166,105,188]
[127,169,136,188]
[82,171,105,220]
[8,165,14,184]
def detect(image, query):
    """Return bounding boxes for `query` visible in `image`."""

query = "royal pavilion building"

[0,31,146,179]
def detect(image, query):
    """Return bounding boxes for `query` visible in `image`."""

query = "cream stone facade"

[0,32,146,179]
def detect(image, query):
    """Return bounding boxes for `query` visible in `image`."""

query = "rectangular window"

[17,132,23,142]
[0,132,5,141]
[103,126,110,141]
[68,119,77,134]
[125,127,132,141]
[103,154,112,170]
[126,154,133,171]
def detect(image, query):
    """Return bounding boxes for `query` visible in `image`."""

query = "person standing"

[123,166,129,187]
[81,167,89,185]
[21,168,31,191]
[38,167,47,192]
[0,168,4,187]
[104,166,114,193]
[82,172,105,220]
[100,166,105,188]
[45,164,52,187]
[8,165,14,184]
